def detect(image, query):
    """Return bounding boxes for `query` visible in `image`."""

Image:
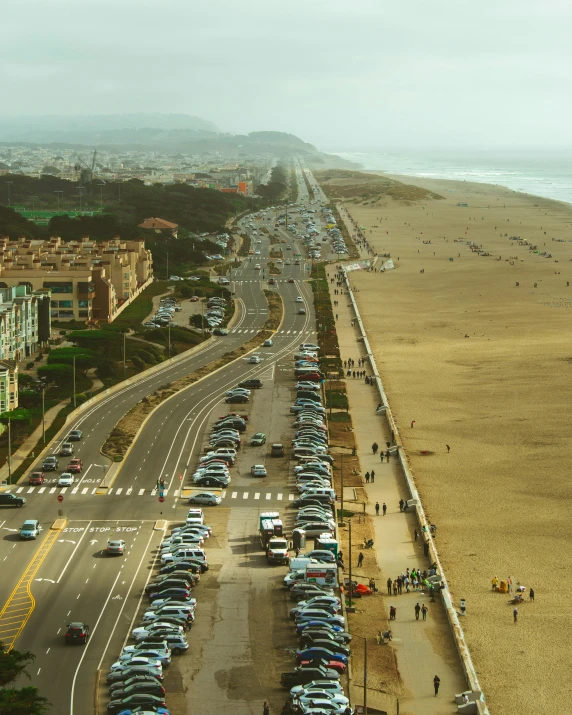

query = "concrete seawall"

[342,267,489,713]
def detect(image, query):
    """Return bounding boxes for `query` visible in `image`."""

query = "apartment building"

[0,236,153,323]
[0,360,18,413]
[0,285,51,361]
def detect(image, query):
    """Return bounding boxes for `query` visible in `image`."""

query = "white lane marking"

[221,491,227,499]
[38,487,46,493]
[81,488,88,495]
[138,489,145,496]
[243,492,249,499]
[254,493,260,500]
[231,492,237,499]
[126,487,133,495]
[289,494,295,501]
[265,493,271,500]
[277,493,283,500]
[56,520,93,584]
[115,488,123,496]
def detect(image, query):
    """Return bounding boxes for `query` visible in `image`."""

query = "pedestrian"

[513,607,518,624]
[370,470,375,483]
[372,442,379,454]
[433,675,441,696]
[380,451,384,463]
[156,479,161,489]
[358,552,364,568]
[422,604,428,620]
[411,420,415,428]
[507,576,512,593]
[375,501,380,516]
[344,360,347,368]
[386,450,390,462]
[393,581,398,595]
[382,502,387,515]
[386,441,390,449]
[387,577,392,595]
[423,541,430,556]
[415,603,421,620]
[390,606,397,620]
[529,587,535,601]
[263,701,270,715]
[446,444,451,453]
[397,577,402,595]
[365,471,370,483]
[414,528,418,541]
[352,446,357,456]
[399,499,404,512]
[352,371,356,378]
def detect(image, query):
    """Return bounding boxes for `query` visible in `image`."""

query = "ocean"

[333,150,572,205]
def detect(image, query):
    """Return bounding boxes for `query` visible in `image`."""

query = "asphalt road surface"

[0,169,328,714]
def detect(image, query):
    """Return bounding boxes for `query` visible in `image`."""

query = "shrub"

[131,355,145,370]
[134,350,157,365]
[96,358,118,378]
[38,363,73,379]
[26,362,34,370]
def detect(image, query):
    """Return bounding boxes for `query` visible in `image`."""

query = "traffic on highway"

[0,164,356,714]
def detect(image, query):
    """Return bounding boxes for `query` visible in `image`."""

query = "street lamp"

[351,634,369,715]
[54,190,63,212]
[31,195,38,213]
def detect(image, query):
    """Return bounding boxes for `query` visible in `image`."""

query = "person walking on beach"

[393,581,398,596]
[530,588,535,601]
[372,442,379,454]
[422,604,428,621]
[375,501,380,516]
[358,551,364,568]
[365,471,370,484]
[446,444,451,453]
[411,420,415,428]
[387,578,392,595]
[382,502,387,515]
[370,469,375,483]
[389,606,396,620]
[397,577,402,595]
[513,607,518,624]
[433,675,441,696]
[399,499,404,512]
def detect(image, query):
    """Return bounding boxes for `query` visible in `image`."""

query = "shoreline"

[323,169,572,715]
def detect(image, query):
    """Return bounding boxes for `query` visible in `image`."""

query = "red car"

[28,472,45,485]
[190,296,199,302]
[67,459,83,473]
[299,659,347,674]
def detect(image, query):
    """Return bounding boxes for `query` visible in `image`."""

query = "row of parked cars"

[143,296,182,329]
[103,510,211,714]
[279,343,353,713]
[322,209,349,256]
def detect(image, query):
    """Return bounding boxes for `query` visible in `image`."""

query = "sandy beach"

[318,171,572,715]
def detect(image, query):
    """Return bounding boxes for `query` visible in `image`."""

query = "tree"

[0,642,49,715]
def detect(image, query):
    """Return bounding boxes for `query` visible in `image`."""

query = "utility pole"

[168,323,171,358]
[98,182,105,211]
[123,331,127,379]
[166,251,169,280]
[339,453,344,526]
[54,190,63,211]
[348,518,353,609]
[73,356,76,407]
[77,186,84,212]
[31,195,38,213]
[42,386,46,443]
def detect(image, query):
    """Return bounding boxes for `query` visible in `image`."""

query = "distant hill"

[0,113,220,144]
[0,114,358,168]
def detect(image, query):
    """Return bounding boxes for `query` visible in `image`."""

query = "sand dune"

[341,176,572,715]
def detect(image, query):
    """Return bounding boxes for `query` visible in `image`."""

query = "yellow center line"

[0,527,63,651]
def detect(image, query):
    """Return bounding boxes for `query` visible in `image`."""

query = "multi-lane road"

[0,165,327,713]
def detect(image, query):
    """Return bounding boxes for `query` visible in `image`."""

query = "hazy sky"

[2,0,571,151]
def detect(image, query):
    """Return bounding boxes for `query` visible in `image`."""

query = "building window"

[78,310,89,318]
[58,300,73,308]
[78,300,88,308]
[44,282,73,294]
[59,310,75,318]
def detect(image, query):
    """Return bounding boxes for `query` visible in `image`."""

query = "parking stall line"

[138,489,145,496]
[277,494,283,500]
[265,493,271,500]
[288,494,295,501]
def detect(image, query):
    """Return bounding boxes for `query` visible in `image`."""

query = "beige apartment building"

[0,236,153,323]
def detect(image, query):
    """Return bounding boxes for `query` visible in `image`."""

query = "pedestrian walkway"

[326,265,465,714]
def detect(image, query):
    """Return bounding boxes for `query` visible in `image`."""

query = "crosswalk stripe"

[60,487,68,494]
[163,489,169,496]
[16,487,24,493]
[265,493,271,500]
[115,488,123,495]
[221,491,227,499]
[289,494,295,501]
[254,493,260,500]
[82,487,88,495]
[138,488,145,496]
[126,487,133,495]
[173,489,179,497]
[108,488,113,495]
[91,488,97,494]
[151,489,157,496]
[27,487,34,493]
[71,487,79,494]
[243,492,249,499]
[38,487,46,493]
[277,493,283,500]
[231,492,237,499]
[49,487,56,494]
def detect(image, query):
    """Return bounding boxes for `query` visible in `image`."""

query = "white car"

[296,296,304,303]
[132,624,184,641]
[57,473,74,487]
[247,355,261,364]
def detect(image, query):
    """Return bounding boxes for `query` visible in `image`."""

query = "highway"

[0,165,327,714]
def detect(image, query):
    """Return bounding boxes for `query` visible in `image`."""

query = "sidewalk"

[327,265,466,714]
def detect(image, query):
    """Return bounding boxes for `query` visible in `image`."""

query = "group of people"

[387,566,435,595]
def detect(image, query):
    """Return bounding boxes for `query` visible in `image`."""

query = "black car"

[106,693,167,714]
[106,666,164,684]
[238,379,263,389]
[213,328,229,336]
[42,456,59,471]
[225,394,248,404]
[214,418,246,432]
[0,493,26,508]
[109,674,164,693]
[65,622,90,644]
[280,665,339,688]
[194,475,227,488]
[160,561,201,576]
[68,430,83,441]
[299,639,351,657]
[146,579,192,595]
[108,680,166,699]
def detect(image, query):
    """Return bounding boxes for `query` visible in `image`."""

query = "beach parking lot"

[326,172,572,715]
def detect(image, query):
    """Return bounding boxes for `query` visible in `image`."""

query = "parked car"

[188,492,221,506]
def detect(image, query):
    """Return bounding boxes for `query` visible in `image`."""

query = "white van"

[186,509,205,526]
[300,487,336,500]
[161,548,207,565]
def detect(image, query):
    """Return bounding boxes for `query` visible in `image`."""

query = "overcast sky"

[2,0,571,151]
